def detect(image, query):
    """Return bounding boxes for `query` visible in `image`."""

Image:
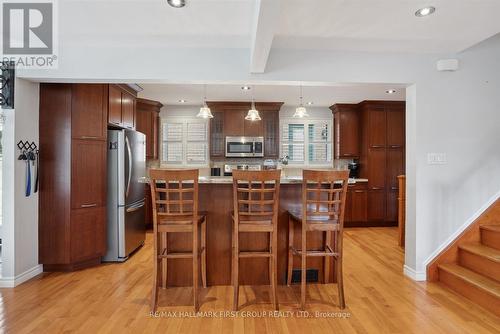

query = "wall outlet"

[427,153,447,165]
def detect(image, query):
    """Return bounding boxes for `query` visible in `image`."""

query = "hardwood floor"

[1,228,498,333]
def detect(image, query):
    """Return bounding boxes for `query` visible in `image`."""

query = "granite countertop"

[139,176,368,184]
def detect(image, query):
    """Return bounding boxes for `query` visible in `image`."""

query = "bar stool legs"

[232,220,239,311]
[287,217,294,287]
[270,231,278,310]
[161,232,167,289]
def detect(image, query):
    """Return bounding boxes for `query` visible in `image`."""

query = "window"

[281,119,332,166]
[161,120,208,166]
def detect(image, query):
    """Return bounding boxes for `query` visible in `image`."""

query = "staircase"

[438,225,500,317]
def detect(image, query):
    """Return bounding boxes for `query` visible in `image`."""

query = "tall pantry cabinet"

[39,84,108,271]
[359,101,405,225]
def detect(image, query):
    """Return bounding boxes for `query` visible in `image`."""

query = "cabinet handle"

[391,187,398,190]
[81,203,97,208]
[371,145,384,148]
[371,187,382,190]
[389,145,402,148]
[342,153,353,156]
[80,136,99,139]
[354,190,365,193]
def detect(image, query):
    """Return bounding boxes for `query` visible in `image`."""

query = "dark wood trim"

[358,100,406,108]
[116,84,138,97]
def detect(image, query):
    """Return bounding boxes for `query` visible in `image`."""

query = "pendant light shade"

[245,101,261,121]
[293,85,309,118]
[196,85,214,119]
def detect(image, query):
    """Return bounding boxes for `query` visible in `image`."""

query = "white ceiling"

[139,83,407,107]
[58,0,500,73]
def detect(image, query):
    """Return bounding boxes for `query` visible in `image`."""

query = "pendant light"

[245,86,261,121]
[293,85,309,118]
[196,84,213,119]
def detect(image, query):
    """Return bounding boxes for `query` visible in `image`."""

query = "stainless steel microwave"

[225,136,264,157]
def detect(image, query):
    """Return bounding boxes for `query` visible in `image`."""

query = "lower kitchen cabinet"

[386,190,398,223]
[367,189,386,222]
[70,207,106,263]
[344,183,368,226]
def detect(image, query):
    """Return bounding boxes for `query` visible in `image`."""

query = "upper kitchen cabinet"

[107,84,138,130]
[136,98,163,160]
[207,102,283,158]
[330,103,359,159]
[71,84,108,140]
[386,104,406,147]
[39,83,108,271]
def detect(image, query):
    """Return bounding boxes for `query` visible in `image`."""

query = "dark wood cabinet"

[107,84,137,130]
[344,183,368,226]
[70,207,106,262]
[121,91,135,129]
[207,102,283,158]
[71,140,107,209]
[330,104,359,159]
[136,98,162,160]
[210,111,225,157]
[71,84,108,140]
[263,110,279,158]
[108,85,122,126]
[39,83,108,271]
[367,189,386,222]
[224,110,245,136]
[360,101,405,225]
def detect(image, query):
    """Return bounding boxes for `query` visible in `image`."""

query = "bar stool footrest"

[239,251,272,258]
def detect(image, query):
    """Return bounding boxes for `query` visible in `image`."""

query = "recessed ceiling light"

[241,86,251,90]
[167,0,185,8]
[415,6,435,17]
[178,99,187,103]
[386,89,397,94]
[306,101,314,105]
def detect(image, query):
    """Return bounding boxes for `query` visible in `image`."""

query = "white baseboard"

[404,265,426,281]
[0,264,43,288]
[422,190,500,269]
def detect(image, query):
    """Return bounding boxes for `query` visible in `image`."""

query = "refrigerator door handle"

[126,201,145,213]
[125,136,133,199]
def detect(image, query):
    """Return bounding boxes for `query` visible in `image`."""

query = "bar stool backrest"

[301,170,350,226]
[149,169,199,225]
[232,170,281,225]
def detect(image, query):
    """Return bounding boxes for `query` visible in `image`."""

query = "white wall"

[0,78,41,286]
[17,34,500,280]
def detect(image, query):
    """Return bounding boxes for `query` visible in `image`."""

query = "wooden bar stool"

[287,170,349,310]
[149,169,207,312]
[231,170,281,311]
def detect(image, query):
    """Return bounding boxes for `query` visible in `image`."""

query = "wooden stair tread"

[438,263,500,298]
[480,224,500,232]
[459,243,500,262]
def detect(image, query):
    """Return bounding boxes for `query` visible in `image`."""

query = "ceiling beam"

[249,0,281,74]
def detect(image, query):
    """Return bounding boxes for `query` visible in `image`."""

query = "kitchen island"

[149,176,368,287]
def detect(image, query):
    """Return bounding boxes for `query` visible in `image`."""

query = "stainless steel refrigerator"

[103,129,146,262]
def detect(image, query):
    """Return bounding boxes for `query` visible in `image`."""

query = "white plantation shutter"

[282,123,305,163]
[161,120,208,165]
[308,121,332,164]
[186,122,207,164]
[162,123,183,163]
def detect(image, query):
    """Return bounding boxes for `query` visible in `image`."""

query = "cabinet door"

[108,85,122,126]
[71,84,107,140]
[263,111,279,158]
[152,114,159,159]
[224,110,245,136]
[351,189,368,222]
[367,190,386,222]
[70,207,106,262]
[368,107,386,148]
[367,148,386,189]
[337,110,359,158]
[122,92,135,129]
[244,118,264,137]
[344,189,353,223]
[386,110,405,147]
[136,111,154,158]
[210,111,225,157]
[71,140,107,209]
[387,148,404,190]
[386,190,398,223]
